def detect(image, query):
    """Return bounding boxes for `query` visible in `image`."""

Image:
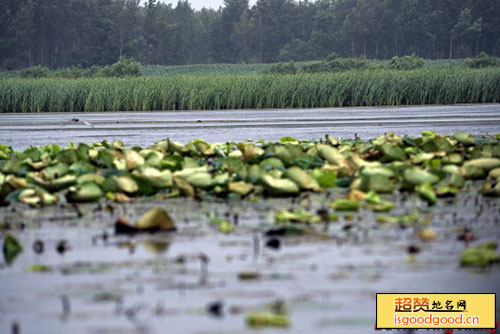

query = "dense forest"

[1,0,499,70]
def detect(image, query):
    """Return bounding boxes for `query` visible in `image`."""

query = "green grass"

[1,68,499,113]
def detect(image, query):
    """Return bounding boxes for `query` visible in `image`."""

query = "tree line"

[1,0,499,70]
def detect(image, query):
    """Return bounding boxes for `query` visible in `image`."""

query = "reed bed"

[1,68,499,112]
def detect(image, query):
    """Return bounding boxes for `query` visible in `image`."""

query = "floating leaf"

[460,164,485,179]
[453,132,475,146]
[422,137,453,153]
[463,158,500,172]
[436,185,458,197]
[415,183,437,205]
[246,313,291,328]
[139,167,173,188]
[3,233,23,265]
[403,168,439,186]
[418,229,437,241]
[284,167,320,192]
[238,271,261,280]
[259,158,285,170]
[219,221,235,234]
[125,149,145,170]
[376,215,399,224]
[116,208,176,234]
[380,143,406,161]
[27,264,53,272]
[115,176,139,193]
[28,173,76,192]
[330,198,359,211]
[371,201,394,212]
[261,174,299,196]
[67,182,103,202]
[311,168,337,187]
[228,181,253,196]
[317,144,346,166]
[460,242,500,267]
[364,191,381,204]
[365,174,393,193]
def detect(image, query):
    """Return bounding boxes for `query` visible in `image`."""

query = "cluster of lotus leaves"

[1,131,500,207]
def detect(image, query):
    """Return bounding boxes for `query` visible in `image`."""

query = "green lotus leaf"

[442,164,460,174]
[112,158,126,170]
[246,164,262,184]
[125,149,145,171]
[259,158,285,170]
[144,151,162,168]
[66,182,103,202]
[219,220,235,234]
[364,191,381,204]
[422,137,453,153]
[415,183,437,205]
[261,174,299,196]
[410,152,435,165]
[41,162,69,180]
[140,167,173,188]
[184,171,212,188]
[275,209,317,224]
[460,242,500,267]
[77,173,105,185]
[222,157,245,173]
[115,176,139,193]
[237,143,264,162]
[371,201,395,212]
[28,173,76,192]
[3,233,23,265]
[376,215,400,224]
[168,139,185,154]
[212,172,230,186]
[436,185,458,197]
[246,313,291,328]
[267,169,283,179]
[460,165,485,179]
[453,132,475,146]
[449,173,465,188]
[6,175,31,189]
[317,144,346,166]
[421,130,437,138]
[403,168,439,186]
[273,146,293,165]
[488,168,500,181]
[228,149,243,158]
[284,167,320,192]
[173,175,195,197]
[160,154,183,171]
[112,140,124,150]
[360,167,395,178]
[279,136,300,145]
[380,143,407,162]
[27,264,53,272]
[463,158,500,172]
[311,168,337,188]
[330,198,359,211]
[135,208,176,231]
[228,181,253,196]
[182,157,200,169]
[363,174,393,193]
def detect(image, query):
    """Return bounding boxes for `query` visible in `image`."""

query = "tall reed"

[1,68,499,113]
